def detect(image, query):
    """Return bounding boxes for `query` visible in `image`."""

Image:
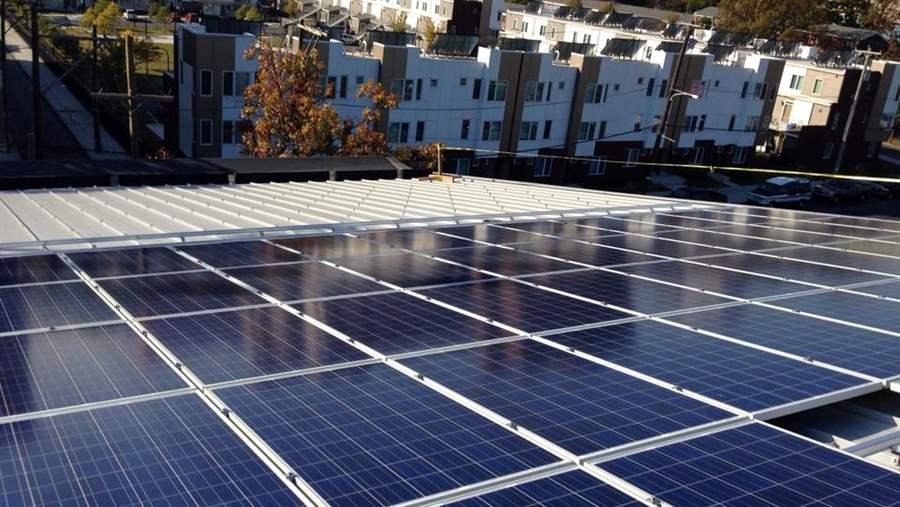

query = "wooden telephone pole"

[833,49,879,173]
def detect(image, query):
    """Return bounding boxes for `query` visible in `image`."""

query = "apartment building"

[173,23,257,158]
[772,58,900,166]
[326,0,495,35]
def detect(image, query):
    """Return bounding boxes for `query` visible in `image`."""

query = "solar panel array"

[2,204,900,506]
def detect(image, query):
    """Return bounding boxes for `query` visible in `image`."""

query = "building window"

[519,121,538,141]
[684,116,698,132]
[473,78,482,99]
[416,79,423,100]
[534,158,552,177]
[745,116,760,132]
[558,81,565,90]
[625,148,640,167]
[222,71,234,96]
[740,81,748,99]
[728,114,736,131]
[812,79,824,95]
[584,83,603,103]
[578,121,596,141]
[461,119,470,140]
[646,77,655,96]
[199,119,212,145]
[430,79,438,88]
[452,159,471,175]
[546,82,552,102]
[895,85,900,101]
[583,34,591,44]
[588,157,606,176]
[415,121,425,142]
[658,79,667,98]
[634,115,641,132]
[693,147,705,164]
[236,72,250,96]
[733,146,748,164]
[524,81,544,102]
[823,142,834,159]
[222,121,234,145]
[356,75,365,85]
[388,122,410,143]
[539,25,546,36]
[339,75,348,98]
[698,115,706,131]
[543,120,552,139]
[598,121,606,140]
[326,76,337,98]
[487,80,508,101]
[482,121,501,141]
[199,70,212,96]
[459,77,467,86]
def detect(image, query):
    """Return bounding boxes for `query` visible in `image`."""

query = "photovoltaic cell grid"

[0,254,77,286]
[449,470,640,506]
[180,240,306,267]
[0,282,119,333]
[603,423,900,506]
[68,247,200,278]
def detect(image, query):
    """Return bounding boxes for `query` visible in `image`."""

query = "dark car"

[858,181,897,199]
[812,179,869,203]
[669,188,729,203]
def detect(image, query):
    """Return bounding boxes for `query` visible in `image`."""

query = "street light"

[656,89,699,144]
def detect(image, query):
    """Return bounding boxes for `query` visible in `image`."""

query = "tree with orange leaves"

[240,41,398,158]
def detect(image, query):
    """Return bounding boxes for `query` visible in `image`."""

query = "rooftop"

[1,177,899,505]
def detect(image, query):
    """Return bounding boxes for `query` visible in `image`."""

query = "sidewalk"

[4,24,126,159]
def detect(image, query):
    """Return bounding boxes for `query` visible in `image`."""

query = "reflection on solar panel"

[0,282,119,333]
[0,325,186,416]
[603,423,900,505]
[297,291,512,354]
[548,321,868,412]
[142,307,370,384]
[215,365,557,506]
[3,204,900,506]
[451,470,640,506]
[0,254,76,286]
[401,341,731,454]
[601,38,645,58]
[418,278,630,332]
[0,395,301,506]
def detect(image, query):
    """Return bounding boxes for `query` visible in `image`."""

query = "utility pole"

[91,24,101,153]
[125,33,138,157]
[30,0,42,159]
[653,25,694,158]
[0,0,8,153]
[833,49,878,173]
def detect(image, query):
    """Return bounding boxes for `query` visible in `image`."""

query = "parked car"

[858,181,896,199]
[669,188,729,203]
[748,177,811,206]
[812,179,869,203]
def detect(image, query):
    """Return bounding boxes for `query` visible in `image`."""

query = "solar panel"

[764,246,900,275]
[822,238,900,257]
[223,262,386,301]
[433,246,575,276]
[296,291,513,355]
[0,283,119,333]
[655,229,785,252]
[853,279,900,298]
[602,423,900,505]
[99,271,264,318]
[498,38,542,52]
[669,304,900,378]
[359,228,478,251]
[0,254,76,286]
[214,365,557,506]
[0,324,187,416]
[401,340,731,455]
[555,41,595,61]
[768,291,900,333]
[417,279,630,333]
[275,234,390,259]
[601,39,645,58]
[141,307,370,384]
[525,269,728,315]
[700,223,843,245]
[179,241,306,267]
[332,252,491,288]
[573,217,681,234]
[451,470,640,506]
[0,394,301,506]
[429,34,479,57]
[705,43,735,63]
[702,253,885,286]
[616,261,807,300]
[547,321,868,412]
[502,221,613,239]
[514,238,659,267]
[68,247,199,278]
[438,224,544,244]
[593,234,726,258]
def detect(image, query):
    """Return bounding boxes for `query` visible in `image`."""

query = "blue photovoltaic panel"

[100,271,264,318]
[514,238,659,267]
[296,291,512,355]
[853,280,900,299]
[702,253,884,286]
[180,241,306,267]
[437,225,546,244]
[276,234,390,259]
[215,364,557,507]
[768,291,900,333]
[332,252,490,288]
[656,229,784,252]
[0,283,119,333]
[665,209,774,224]
[547,321,867,412]
[417,279,630,333]
[434,246,575,276]
[401,341,730,455]
[832,238,900,257]
[697,224,842,245]
[631,214,751,230]
[68,247,200,278]
[821,215,900,232]
[360,229,479,251]
[526,270,728,315]
[616,261,805,300]
[592,234,726,258]
[766,246,900,275]
[141,307,370,384]
[0,324,187,416]
[755,218,884,238]
[573,217,681,235]
[0,394,300,506]
[669,305,900,378]
[504,221,615,239]
[224,262,386,301]
[450,470,640,506]
[0,255,76,286]
[603,423,900,506]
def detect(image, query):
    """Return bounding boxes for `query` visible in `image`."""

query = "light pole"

[654,90,700,146]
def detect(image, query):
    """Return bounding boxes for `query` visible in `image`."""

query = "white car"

[748,177,812,206]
